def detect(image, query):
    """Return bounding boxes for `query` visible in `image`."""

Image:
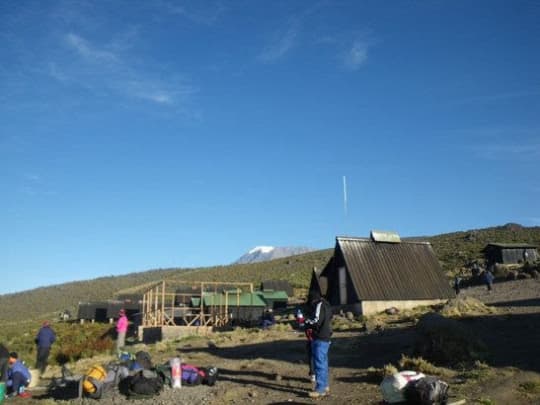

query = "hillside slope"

[1,224,539,321]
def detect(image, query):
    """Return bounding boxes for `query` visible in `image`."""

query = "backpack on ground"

[181,364,219,386]
[128,369,163,398]
[203,366,218,386]
[118,351,135,363]
[155,362,172,386]
[181,364,205,385]
[156,362,218,387]
[404,376,449,405]
[135,351,153,370]
[82,365,107,399]
[380,371,425,404]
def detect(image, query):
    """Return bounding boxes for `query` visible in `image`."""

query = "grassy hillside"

[1,223,539,322]
[0,250,333,322]
[428,223,540,275]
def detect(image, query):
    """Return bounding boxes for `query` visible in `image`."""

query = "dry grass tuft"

[415,312,489,366]
[398,355,451,377]
[440,297,497,317]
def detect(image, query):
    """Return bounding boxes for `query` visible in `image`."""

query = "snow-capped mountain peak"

[234,246,314,264]
[248,246,275,255]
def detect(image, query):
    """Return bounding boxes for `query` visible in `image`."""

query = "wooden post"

[161,281,165,326]
[154,285,159,325]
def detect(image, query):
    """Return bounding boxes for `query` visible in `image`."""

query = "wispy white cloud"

[121,79,196,105]
[451,90,540,106]
[312,28,376,71]
[518,216,540,226]
[24,173,40,182]
[258,24,299,64]
[162,1,226,25]
[443,127,540,167]
[51,32,197,107]
[342,39,370,70]
[468,131,540,161]
[47,62,69,83]
[474,141,540,160]
[65,33,118,63]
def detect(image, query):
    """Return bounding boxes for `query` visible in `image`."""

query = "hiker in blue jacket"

[304,290,333,399]
[35,320,56,374]
[7,352,31,397]
[483,270,494,292]
[260,308,275,329]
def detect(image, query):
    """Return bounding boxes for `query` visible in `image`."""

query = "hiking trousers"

[8,371,28,395]
[36,346,51,373]
[117,331,126,351]
[312,339,330,393]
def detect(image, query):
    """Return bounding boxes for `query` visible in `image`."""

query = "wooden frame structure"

[141,281,254,328]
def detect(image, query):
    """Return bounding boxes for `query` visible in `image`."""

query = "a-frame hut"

[310,231,455,315]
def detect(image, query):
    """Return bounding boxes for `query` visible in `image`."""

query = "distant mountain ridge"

[234,246,315,264]
[1,224,539,322]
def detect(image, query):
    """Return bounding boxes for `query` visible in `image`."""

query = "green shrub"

[51,323,114,364]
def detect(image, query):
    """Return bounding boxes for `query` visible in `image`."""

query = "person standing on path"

[304,290,333,399]
[483,270,494,292]
[454,275,462,295]
[116,309,128,352]
[35,320,56,374]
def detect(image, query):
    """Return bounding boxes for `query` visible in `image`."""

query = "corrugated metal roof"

[256,290,289,300]
[485,243,538,249]
[337,236,454,300]
[203,292,266,307]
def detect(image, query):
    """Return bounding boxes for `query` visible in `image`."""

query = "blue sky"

[1,1,539,295]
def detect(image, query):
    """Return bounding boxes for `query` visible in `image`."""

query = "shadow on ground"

[179,309,540,373]
[218,367,307,397]
[459,312,540,372]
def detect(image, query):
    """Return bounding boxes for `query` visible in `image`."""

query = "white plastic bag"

[380,370,425,403]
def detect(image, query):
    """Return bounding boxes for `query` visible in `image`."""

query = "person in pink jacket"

[116,309,128,351]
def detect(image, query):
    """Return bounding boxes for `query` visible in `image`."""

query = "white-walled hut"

[310,231,455,315]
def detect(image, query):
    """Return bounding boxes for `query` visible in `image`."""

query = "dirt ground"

[19,278,540,404]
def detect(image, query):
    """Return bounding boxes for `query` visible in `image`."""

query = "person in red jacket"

[116,309,128,352]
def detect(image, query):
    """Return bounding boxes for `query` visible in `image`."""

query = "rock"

[385,307,399,315]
